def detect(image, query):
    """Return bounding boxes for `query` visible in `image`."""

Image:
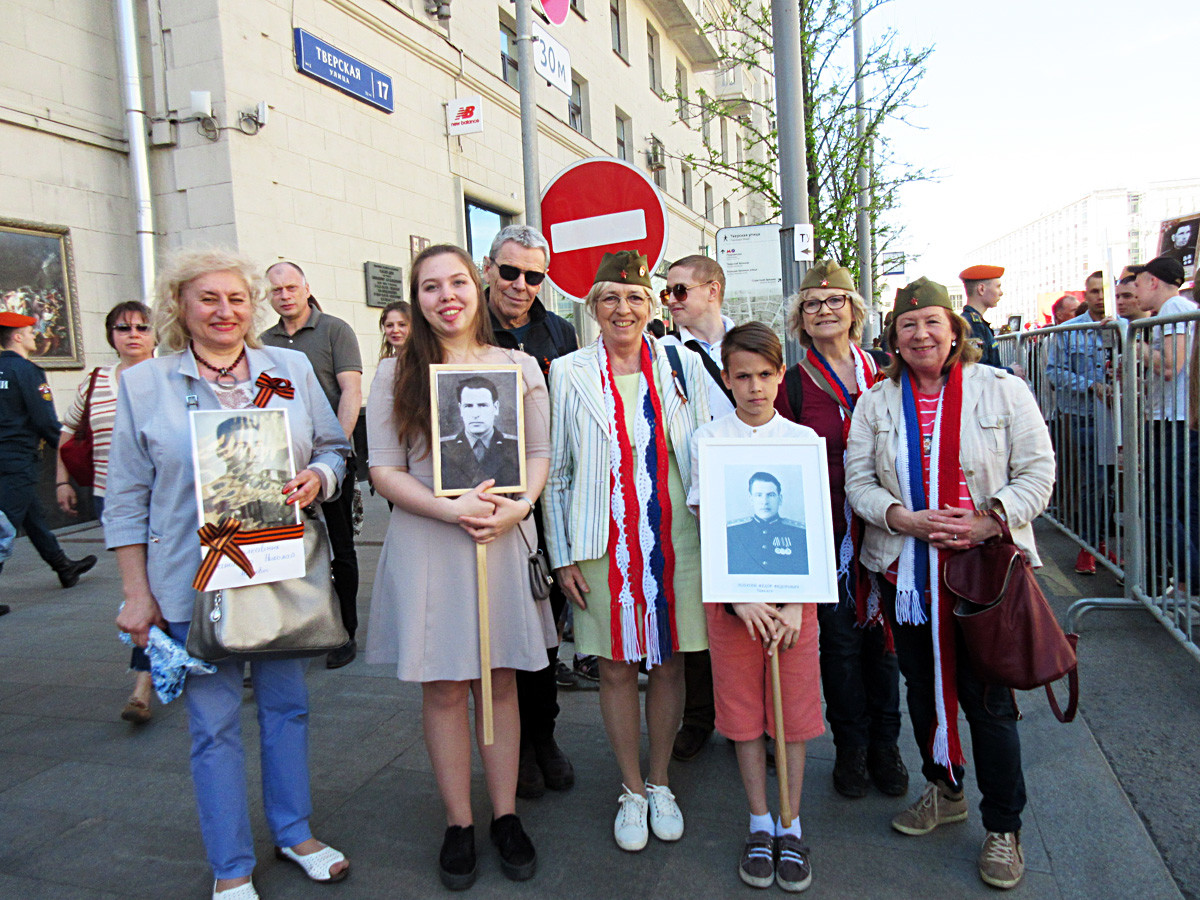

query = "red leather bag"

[943,511,1079,723]
[59,368,99,487]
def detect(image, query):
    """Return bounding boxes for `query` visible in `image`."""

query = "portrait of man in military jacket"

[726,471,809,576]
[199,413,295,532]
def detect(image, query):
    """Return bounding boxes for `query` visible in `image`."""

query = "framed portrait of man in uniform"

[430,364,526,497]
[190,408,304,590]
[697,437,838,604]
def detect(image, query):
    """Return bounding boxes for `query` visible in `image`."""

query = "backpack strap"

[784,364,805,422]
[664,344,687,400]
[683,339,736,408]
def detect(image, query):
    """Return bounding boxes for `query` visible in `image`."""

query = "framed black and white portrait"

[430,364,526,497]
[697,437,838,604]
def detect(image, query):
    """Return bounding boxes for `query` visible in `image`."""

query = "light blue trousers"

[168,622,314,879]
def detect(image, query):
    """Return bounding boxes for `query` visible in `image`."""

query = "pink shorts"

[706,603,825,743]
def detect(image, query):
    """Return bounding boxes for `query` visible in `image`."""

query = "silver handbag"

[186,512,348,662]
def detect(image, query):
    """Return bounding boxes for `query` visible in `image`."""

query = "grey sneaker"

[775,834,812,892]
[738,830,775,888]
[978,831,1024,889]
[891,780,967,835]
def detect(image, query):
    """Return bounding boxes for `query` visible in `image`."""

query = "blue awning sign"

[293,28,393,113]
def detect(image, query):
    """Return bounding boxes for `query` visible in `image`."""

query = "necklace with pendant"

[191,342,246,388]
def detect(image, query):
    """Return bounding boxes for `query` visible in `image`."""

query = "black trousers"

[816,597,900,750]
[516,503,562,743]
[880,580,1026,833]
[0,468,68,571]
[680,650,715,731]
[321,459,359,639]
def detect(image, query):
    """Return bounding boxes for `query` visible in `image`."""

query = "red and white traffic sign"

[540,0,570,26]
[540,157,668,301]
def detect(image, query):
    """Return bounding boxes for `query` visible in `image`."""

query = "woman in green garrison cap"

[543,250,711,854]
[844,277,1055,891]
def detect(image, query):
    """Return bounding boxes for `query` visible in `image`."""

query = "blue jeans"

[166,622,314,879]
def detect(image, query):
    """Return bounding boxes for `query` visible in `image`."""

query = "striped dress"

[60,365,118,496]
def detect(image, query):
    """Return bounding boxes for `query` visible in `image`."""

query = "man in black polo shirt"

[483,224,578,799]
[262,261,363,668]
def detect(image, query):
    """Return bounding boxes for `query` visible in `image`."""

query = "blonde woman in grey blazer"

[544,251,710,854]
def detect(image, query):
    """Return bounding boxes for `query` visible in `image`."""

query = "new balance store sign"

[447,96,483,136]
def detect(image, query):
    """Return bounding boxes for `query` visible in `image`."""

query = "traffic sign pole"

[516,0,541,228]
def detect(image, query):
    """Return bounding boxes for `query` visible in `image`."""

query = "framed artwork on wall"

[0,219,83,369]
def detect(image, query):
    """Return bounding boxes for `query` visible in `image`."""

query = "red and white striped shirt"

[61,365,118,496]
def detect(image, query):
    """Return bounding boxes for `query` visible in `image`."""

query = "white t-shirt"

[1149,295,1196,421]
[687,410,819,510]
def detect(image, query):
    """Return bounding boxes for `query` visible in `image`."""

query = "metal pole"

[772,0,810,365]
[515,0,542,228]
[853,0,873,344]
[114,0,156,300]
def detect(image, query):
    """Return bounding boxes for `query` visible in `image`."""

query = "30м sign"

[293,29,393,113]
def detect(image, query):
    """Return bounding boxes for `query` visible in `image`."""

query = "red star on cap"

[820,279,829,286]
[620,269,627,279]
[909,298,918,305]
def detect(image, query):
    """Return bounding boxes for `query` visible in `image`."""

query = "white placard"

[717,224,782,296]
[447,95,483,135]
[532,22,571,97]
[793,224,815,262]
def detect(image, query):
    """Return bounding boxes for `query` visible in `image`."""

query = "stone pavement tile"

[0,751,59,793]
[0,713,191,773]
[0,872,124,900]
[0,802,84,869]
[0,656,129,688]
[0,684,141,722]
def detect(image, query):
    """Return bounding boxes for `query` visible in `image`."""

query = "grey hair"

[488,224,551,265]
[786,287,867,347]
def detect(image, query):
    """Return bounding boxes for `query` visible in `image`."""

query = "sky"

[865,0,1200,285]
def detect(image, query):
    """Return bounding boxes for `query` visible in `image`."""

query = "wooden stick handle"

[476,542,494,746]
[770,649,791,827]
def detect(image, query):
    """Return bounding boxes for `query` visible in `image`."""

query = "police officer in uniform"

[958,264,1023,377]
[726,471,809,576]
[0,311,96,588]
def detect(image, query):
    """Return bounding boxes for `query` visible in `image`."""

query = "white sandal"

[274,844,349,883]
[212,879,259,899]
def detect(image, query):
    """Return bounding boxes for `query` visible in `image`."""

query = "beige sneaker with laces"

[978,831,1024,889]
[890,780,968,835]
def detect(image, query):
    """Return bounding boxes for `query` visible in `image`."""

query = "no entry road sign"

[540,157,668,301]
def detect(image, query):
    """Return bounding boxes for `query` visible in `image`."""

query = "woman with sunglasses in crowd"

[772,262,907,802]
[55,300,158,724]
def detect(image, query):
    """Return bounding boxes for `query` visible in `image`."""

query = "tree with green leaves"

[665,0,933,288]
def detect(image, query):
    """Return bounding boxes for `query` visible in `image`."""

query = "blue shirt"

[0,349,61,473]
[1044,313,1125,417]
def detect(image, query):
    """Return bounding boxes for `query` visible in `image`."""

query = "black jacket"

[486,294,578,378]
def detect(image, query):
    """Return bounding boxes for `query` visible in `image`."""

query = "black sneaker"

[555,659,581,689]
[533,736,575,791]
[438,824,476,891]
[573,655,600,681]
[775,834,812,892]
[490,814,537,881]
[867,743,910,797]
[56,554,96,588]
[738,830,775,888]
[832,746,870,798]
[517,741,545,799]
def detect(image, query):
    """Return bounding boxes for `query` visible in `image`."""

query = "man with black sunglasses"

[483,224,579,803]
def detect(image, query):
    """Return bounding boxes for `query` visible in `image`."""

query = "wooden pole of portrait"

[770,649,792,827]
[476,542,494,745]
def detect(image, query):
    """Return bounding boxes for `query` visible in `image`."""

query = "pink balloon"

[542,0,570,26]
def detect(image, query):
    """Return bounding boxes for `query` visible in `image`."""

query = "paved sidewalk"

[0,495,1184,899]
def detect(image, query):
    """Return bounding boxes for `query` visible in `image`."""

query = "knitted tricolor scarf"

[894,363,966,776]
[803,345,885,631]
[598,335,678,667]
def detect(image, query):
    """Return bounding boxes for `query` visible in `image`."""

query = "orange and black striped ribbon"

[252,374,295,408]
[192,519,308,591]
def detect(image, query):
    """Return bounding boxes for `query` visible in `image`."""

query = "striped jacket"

[544,338,710,569]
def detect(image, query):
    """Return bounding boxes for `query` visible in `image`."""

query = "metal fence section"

[997,312,1200,665]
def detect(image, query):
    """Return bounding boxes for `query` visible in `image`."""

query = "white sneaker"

[614,785,649,851]
[645,782,684,841]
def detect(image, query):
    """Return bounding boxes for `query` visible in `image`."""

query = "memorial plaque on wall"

[364,261,404,308]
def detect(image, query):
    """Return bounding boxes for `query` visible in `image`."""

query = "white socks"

[749,812,802,838]
[776,814,802,839]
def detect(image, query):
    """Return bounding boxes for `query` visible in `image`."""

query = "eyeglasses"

[495,263,546,286]
[800,294,850,315]
[597,293,650,309]
[658,281,713,303]
[113,323,153,333]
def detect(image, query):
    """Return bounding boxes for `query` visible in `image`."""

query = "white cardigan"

[544,339,711,569]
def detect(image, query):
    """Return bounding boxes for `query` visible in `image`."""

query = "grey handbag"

[186,511,348,662]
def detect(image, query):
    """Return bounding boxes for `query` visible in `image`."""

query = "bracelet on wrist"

[55,481,71,488]
[518,496,534,519]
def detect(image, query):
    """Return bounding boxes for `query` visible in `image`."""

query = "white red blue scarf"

[894,363,965,776]
[598,335,678,667]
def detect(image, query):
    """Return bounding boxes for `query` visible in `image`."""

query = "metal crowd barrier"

[996,312,1200,664]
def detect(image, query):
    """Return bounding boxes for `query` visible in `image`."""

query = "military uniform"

[0,344,94,582]
[439,430,521,491]
[962,304,1009,371]
[726,516,809,576]
[203,467,293,531]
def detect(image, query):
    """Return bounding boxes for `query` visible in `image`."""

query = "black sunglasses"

[113,323,153,333]
[496,263,546,286]
[658,281,713,303]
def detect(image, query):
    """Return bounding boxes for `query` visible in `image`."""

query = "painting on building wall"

[0,219,83,369]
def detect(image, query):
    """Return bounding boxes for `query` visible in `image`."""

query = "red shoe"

[1074,549,1096,575]
[1098,541,1121,565]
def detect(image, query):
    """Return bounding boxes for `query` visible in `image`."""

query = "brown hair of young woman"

[391,244,495,456]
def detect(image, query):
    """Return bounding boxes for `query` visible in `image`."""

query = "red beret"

[0,311,36,327]
[959,264,1004,281]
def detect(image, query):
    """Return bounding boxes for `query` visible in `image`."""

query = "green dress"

[574,374,706,660]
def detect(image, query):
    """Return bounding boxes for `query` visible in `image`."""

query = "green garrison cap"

[593,250,652,288]
[800,260,855,292]
[891,276,954,319]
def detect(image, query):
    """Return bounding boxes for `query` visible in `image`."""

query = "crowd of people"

[2,223,1197,900]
